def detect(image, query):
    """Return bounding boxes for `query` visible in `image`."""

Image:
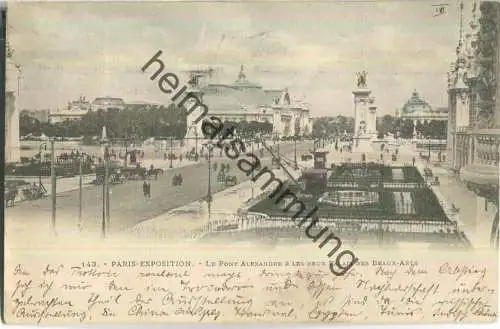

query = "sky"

[7,0,471,117]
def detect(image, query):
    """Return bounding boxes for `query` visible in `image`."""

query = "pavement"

[115,168,292,243]
[6,141,291,202]
[423,164,496,250]
[11,138,493,250]
[4,141,313,241]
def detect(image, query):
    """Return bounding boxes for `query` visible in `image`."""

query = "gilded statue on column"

[356,71,368,88]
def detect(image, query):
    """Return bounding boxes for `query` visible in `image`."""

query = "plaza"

[4,1,498,253]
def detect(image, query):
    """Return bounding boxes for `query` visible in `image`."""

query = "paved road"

[6,142,313,234]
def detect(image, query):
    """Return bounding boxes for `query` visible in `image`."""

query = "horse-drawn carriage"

[166,153,178,160]
[186,152,198,161]
[147,167,164,180]
[4,180,26,207]
[21,183,47,201]
[95,161,127,185]
[121,165,148,180]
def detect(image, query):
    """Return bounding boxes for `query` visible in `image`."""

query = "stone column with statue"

[352,71,373,151]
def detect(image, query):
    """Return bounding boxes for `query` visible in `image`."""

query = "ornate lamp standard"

[100,127,110,238]
[195,129,199,161]
[169,136,174,169]
[49,138,56,236]
[203,142,213,221]
[38,142,48,186]
[294,136,298,170]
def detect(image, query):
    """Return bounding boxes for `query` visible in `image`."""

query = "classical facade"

[397,90,448,138]
[48,110,88,124]
[5,59,21,163]
[446,1,499,248]
[183,66,312,142]
[47,96,91,123]
[90,97,126,111]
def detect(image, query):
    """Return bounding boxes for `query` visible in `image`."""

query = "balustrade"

[475,133,500,166]
[456,129,500,169]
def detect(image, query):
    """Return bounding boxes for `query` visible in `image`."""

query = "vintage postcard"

[3,0,499,325]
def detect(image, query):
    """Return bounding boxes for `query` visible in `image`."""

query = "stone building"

[397,90,448,138]
[446,0,500,248]
[183,65,312,142]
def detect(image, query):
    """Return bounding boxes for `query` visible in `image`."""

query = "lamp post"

[195,129,199,161]
[251,140,254,199]
[39,142,48,186]
[294,136,298,170]
[276,133,280,161]
[50,139,57,236]
[78,153,83,231]
[427,138,431,163]
[169,136,174,169]
[204,143,213,221]
[101,135,110,238]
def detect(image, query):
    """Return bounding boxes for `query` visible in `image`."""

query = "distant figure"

[143,180,151,201]
[412,157,416,166]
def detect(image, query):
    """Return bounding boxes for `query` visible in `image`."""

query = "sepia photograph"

[3,0,499,325]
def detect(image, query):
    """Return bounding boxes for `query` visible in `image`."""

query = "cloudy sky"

[8,0,470,116]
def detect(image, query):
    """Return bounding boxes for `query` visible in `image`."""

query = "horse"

[153,168,164,177]
[5,188,19,207]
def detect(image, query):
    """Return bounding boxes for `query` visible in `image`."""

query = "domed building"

[184,65,312,141]
[397,90,448,138]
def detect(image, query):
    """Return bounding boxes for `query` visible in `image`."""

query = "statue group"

[356,70,368,88]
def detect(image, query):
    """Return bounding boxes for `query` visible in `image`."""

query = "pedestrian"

[412,156,416,166]
[146,181,151,200]
[143,180,151,201]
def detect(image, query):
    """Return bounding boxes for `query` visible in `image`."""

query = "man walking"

[143,180,151,201]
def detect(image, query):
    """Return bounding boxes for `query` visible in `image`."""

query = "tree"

[377,115,394,135]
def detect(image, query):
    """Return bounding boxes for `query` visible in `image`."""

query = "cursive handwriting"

[5,260,497,324]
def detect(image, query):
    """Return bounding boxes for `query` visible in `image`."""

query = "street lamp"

[169,136,174,169]
[203,142,213,221]
[195,129,199,161]
[101,131,110,238]
[78,151,84,231]
[294,136,298,170]
[38,142,48,186]
[49,138,56,236]
[251,140,255,199]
